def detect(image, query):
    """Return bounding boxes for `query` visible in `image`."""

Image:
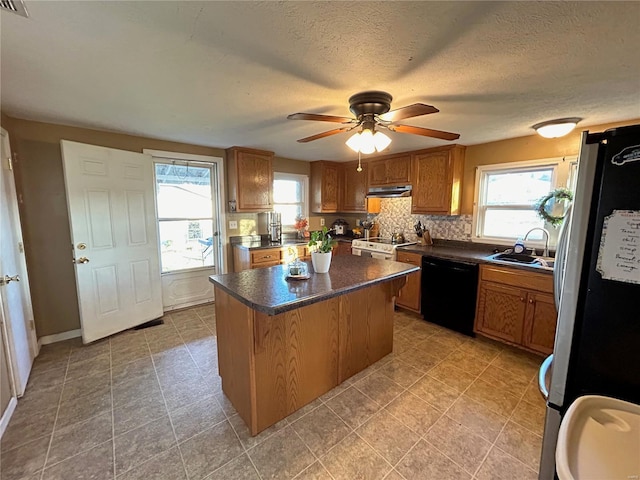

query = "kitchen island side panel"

[254,298,340,433]
[339,278,404,383]
[214,286,257,433]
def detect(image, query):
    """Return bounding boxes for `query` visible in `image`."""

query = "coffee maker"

[262,211,281,244]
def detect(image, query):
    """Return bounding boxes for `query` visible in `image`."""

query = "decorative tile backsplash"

[373,197,473,242]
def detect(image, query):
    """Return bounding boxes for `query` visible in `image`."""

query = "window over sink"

[472,156,577,247]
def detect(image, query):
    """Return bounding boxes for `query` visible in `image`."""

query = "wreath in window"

[534,188,574,227]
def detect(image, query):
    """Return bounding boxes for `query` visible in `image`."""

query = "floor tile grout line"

[471,355,540,479]
[38,346,72,480]
[289,427,334,480]
[165,311,267,480]
[144,330,191,480]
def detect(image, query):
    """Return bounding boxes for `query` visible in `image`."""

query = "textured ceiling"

[1,1,639,161]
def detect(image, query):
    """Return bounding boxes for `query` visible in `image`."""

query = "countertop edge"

[209,265,419,315]
[396,246,554,274]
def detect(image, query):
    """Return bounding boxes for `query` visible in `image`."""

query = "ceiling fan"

[287,91,460,152]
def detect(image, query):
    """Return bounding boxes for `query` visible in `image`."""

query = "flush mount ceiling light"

[532,117,582,138]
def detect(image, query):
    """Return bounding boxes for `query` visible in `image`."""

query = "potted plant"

[308,226,336,273]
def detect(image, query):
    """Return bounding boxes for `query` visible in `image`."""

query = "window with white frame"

[473,157,576,246]
[273,172,308,231]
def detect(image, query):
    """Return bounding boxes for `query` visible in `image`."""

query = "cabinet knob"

[529,298,535,304]
[520,297,525,302]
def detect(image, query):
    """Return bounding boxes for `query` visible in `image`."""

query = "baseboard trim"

[0,397,17,439]
[38,329,82,346]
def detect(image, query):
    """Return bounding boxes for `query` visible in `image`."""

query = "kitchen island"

[209,255,418,435]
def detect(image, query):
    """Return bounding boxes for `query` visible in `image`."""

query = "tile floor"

[0,305,546,480]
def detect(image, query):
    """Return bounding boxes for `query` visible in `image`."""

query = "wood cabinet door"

[385,155,411,185]
[322,163,340,211]
[368,159,388,186]
[523,292,557,355]
[237,151,273,211]
[411,151,451,214]
[342,161,367,212]
[311,162,340,213]
[475,281,526,344]
[395,252,421,312]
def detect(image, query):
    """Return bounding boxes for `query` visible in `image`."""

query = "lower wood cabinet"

[474,264,557,355]
[395,251,421,313]
[333,242,352,256]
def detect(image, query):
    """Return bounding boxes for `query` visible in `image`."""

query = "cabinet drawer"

[251,249,282,264]
[396,251,422,266]
[481,265,553,294]
[251,260,282,269]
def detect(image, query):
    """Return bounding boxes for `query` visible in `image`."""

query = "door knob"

[75,257,90,264]
[0,275,20,286]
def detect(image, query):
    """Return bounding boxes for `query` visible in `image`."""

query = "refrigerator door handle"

[538,354,554,401]
[553,206,572,309]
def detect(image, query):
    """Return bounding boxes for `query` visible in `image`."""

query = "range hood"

[366,185,412,198]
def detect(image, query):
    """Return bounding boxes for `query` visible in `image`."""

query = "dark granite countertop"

[398,241,554,274]
[209,255,419,315]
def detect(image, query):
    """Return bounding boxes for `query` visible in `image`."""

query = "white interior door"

[0,128,36,395]
[61,140,163,343]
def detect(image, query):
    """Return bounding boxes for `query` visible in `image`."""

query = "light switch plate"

[464,224,472,234]
[320,218,325,226]
[229,220,238,229]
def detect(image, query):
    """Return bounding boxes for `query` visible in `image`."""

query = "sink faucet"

[523,228,550,257]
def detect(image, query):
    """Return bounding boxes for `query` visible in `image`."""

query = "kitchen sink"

[488,252,555,269]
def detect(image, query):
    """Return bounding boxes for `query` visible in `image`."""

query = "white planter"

[311,251,332,273]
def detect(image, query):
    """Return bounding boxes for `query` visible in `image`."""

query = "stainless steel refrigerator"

[538,125,640,479]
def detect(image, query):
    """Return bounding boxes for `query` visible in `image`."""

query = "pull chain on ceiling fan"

[287,91,460,153]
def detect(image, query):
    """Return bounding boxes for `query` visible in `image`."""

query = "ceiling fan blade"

[392,124,460,141]
[379,104,439,122]
[287,113,355,123]
[297,126,354,143]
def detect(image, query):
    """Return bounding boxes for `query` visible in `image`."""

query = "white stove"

[352,237,417,260]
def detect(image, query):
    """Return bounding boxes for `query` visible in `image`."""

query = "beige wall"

[1,116,228,337]
[461,119,640,214]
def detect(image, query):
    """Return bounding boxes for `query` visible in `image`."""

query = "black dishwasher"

[421,256,479,336]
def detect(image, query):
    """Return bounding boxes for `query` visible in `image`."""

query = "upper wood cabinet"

[411,145,465,215]
[310,161,341,213]
[368,155,411,187]
[341,161,368,213]
[226,147,274,212]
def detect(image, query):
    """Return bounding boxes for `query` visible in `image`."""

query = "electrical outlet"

[464,224,472,234]
[229,220,238,230]
[320,218,325,226]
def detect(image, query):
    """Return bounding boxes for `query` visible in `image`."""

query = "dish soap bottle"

[513,237,525,254]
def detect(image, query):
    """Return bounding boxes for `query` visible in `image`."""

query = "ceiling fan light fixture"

[346,132,363,152]
[346,129,391,154]
[373,131,391,151]
[532,117,582,138]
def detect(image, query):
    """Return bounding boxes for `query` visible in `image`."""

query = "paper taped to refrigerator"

[596,210,640,284]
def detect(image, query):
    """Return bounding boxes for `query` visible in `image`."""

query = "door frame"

[144,150,227,310]
[0,127,38,395]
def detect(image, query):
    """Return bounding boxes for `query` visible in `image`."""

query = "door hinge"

[7,155,13,171]
[18,242,24,253]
